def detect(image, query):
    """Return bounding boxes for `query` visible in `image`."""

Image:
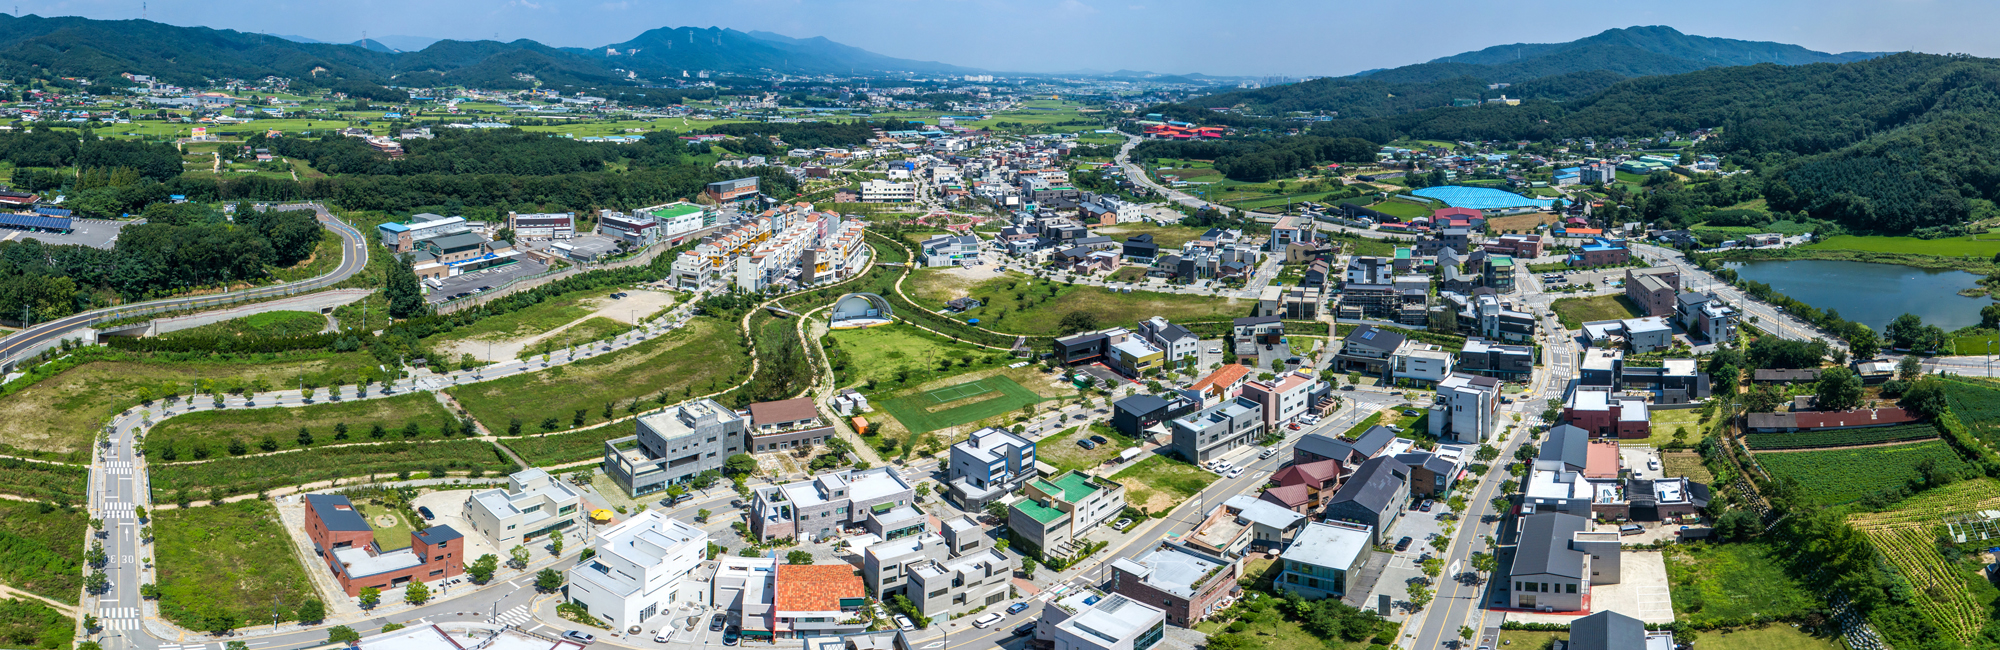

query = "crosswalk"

[97,606,139,630]
[103,460,134,475]
[158,644,209,650]
[491,604,530,627]
[102,501,137,520]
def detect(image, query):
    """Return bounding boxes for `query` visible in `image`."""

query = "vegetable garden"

[1753,440,1971,505]
[1944,380,2000,447]
[1856,525,1989,644]
[1742,423,1939,450]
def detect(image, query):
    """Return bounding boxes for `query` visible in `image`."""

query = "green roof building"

[1007,470,1126,560]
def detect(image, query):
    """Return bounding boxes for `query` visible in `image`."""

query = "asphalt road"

[0,203,370,372]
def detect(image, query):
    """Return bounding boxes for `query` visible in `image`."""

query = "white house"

[463,468,584,547]
[566,512,710,628]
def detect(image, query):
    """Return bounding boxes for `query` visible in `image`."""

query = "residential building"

[771,564,868,638]
[1292,425,1396,467]
[1266,459,1341,511]
[860,179,917,203]
[1623,267,1681,318]
[1568,610,1673,650]
[1213,494,1309,552]
[861,533,946,599]
[1675,291,1736,343]
[303,494,463,597]
[567,512,709,629]
[1273,521,1374,600]
[463,468,582,547]
[751,467,918,543]
[1563,390,1652,439]
[1321,456,1411,545]
[1239,371,1324,431]
[713,556,777,633]
[1507,513,1621,612]
[1122,234,1159,262]
[1457,338,1534,379]
[1258,285,1325,320]
[1035,589,1167,650]
[1270,216,1310,250]
[1168,396,1264,464]
[1620,359,1709,404]
[1430,374,1501,444]
[918,234,979,267]
[1483,234,1544,258]
[603,399,744,497]
[705,177,760,203]
[1346,256,1392,285]
[508,212,575,239]
[1395,449,1463,497]
[747,398,834,452]
[1332,325,1405,378]
[1470,293,1537,343]
[1568,238,1629,267]
[1008,471,1126,559]
[1135,317,1200,369]
[1391,342,1456,387]
[1107,335,1166,377]
[1110,392,1200,439]
[1109,544,1238,626]
[946,427,1038,511]
[1187,365,1254,405]
[1231,316,1285,358]
[905,549,1015,620]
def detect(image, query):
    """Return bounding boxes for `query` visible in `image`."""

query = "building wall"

[1510,570,1587,612]
[749,425,834,452]
[1109,559,1238,626]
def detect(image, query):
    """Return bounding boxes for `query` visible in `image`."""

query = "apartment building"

[746,397,834,452]
[463,468,582,547]
[1109,544,1238,626]
[751,467,918,543]
[905,548,1015,620]
[1034,589,1167,650]
[1168,396,1264,464]
[1135,317,1199,369]
[1273,521,1374,600]
[771,564,867,638]
[567,512,709,628]
[1238,371,1324,431]
[1008,471,1126,558]
[945,427,1038,511]
[1457,338,1534,379]
[1430,374,1501,444]
[1508,513,1621,612]
[603,399,743,497]
[1623,267,1681,318]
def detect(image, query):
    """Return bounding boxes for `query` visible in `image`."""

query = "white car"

[895,615,916,631]
[1208,347,1221,354]
[973,612,1005,629]
[1648,459,1661,471]
[1227,467,1245,478]
[1212,461,1233,474]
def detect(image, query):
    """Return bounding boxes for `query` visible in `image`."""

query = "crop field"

[1859,525,1992,643]
[1754,440,1971,505]
[1366,199,1433,220]
[154,500,316,630]
[152,440,515,499]
[1850,479,2000,530]
[143,392,458,462]
[877,376,1046,435]
[1742,423,1939,450]
[1944,380,2000,447]
[0,501,85,603]
[0,457,86,503]
[905,272,1252,336]
[447,317,749,434]
[1803,235,2000,258]
[160,310,327,340]
[1660,452,1714,484]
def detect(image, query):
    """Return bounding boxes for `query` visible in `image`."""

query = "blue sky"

[18,0,1996,75]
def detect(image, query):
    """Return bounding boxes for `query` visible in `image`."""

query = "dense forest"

[1129,136,1380,182]
[258,129,633,176]
[701,120,926,151]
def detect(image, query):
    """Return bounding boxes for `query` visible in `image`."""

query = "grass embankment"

[154,500,315,631]
[143,392,458,462]
[0,457,86,503]
[0,501,86,603]
[0,598,73,650]
[1710,235,2000,276]
[448,317,749,434]
[152,440,515,500]
[160,310,328,340]
[905,271,1251,336]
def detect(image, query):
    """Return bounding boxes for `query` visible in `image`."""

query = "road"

[1112,133,1413,243]
[0,204,370,372]
[1630,242,1842,349]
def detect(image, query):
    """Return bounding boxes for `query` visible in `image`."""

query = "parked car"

[1402,409,1421,416]
[1208,347,1222,354]
[1394,536,1413,552]
[1089,435,1108,445]
[1341,385,1355,391]
[1499,396,1513,404]
[654,630,671,644]
[562,631,597,645]
[1007,602,1030,615]
[1078,439,1097,450]
[1113,518,1133,529]
[1421,500,1434,512]
[1619,524,1644,536]
[895,616,916,631]
[1227,467,1244,478]
[973,613,1004,629]
[417,506,435,520]
[1258,448,1278,459]
[711,613,726,631]
[722,628,740,646]
[1647,459,1661,471]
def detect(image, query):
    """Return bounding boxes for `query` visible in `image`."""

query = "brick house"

[305,494,464,597]
[1108,544,1238,626]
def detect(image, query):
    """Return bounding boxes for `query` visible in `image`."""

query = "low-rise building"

[771,564,868,638]
[604,399,744,497]
[1273,521,1374,600]
[1430,374,1501,444]
[568,512,709,628]
[1215,494,1309,552]
[861,533,947,599]
[1168,396,1264,464]
[1035,588,1167,650]
[1457,338,1534,379]
[918,234,979,267]
[1239,371,1325,431]
[751,467,918,543]
[304,494,463,597]
[1110,392,1200,440]
[1292,425,1396,467]
[747,398,835,452]
[1135,317,1199,369]
[463,468,582,547]
[905,548,1015,620]
[945,427,1037,511]
[705,177,760,203]
[1109,544,1238,626]
[1675,291,1736,343]
[1332,325,1405,379]
[861,179,917,203]
[1507,512,1621,612]
[1391,342,1456,387]
[1624,267,1681,318]
[1563,390,1651,439]
[1321,456,1411,545]
[1008,471,1126,559]
[508,211,575,239]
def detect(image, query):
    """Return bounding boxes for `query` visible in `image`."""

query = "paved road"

[1630,243,1842,349]
[1112,133,1413,243]
[0,204,370,372]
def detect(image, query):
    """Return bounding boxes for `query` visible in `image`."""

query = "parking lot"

[427,257,551,303]
[1362,497,1461,618]
[0,218,127,249]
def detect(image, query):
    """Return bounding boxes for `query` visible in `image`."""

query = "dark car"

[722,628,740,646]
[1394,536,1413,552]
[1089,435,1108,445]
[417,506,435,520]
[1402,409,1421,417]
[1014,622,1036,637]
[1078,439,1097,450]
[1007,602,1030,615]
[710,613,726,631]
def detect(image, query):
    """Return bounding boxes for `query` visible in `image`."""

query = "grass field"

[1496,630,1563,650]
[1367,199,1433,220]
[1039,424,1143,474]
[0,501,85,604]
[826,324,993,390]
[420,286,612,349]
[369,507,419,551]
[528,317,633,355]
[1665,542,1818,624]
[905,271,1252,336]
[1688,626,1842,650]
[1661,452,1714,483]
[1640,407,1708,447]
[1090,223,1210,249]
[154,500,316,630]
[143,392,458,462]
[504,428,630,467]
[1755,440,1972,505]
[877,376,1047,436]
[0,598,73,650]
[1115,455,1219,512]
[1550,294,1642,329]
[1804,235,2000,257]
[152,440,514,499]
[447,317,750,434]
[161,310,327,340]
[0,457,86,503]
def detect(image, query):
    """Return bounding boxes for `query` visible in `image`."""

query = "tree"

[1058,310,1098,334]
[385,253,427,318]
[1021,555,1037,579]
[1902,377,1951,420]
[85,570,108,594]
[551,534,564,557]
[697,508,712,522]
[535,568,564,592]
[1474,445,1500,462]
[509,544,531,569]
[359,586,381,609]
[1848,328,1882,360]
[1898,355,1924,381]
[1471,551,1498,575]
[1461,625,1475,641]
[226,642,248,650]
[404,580,430,604]
[508,418,523,435]
[787,550,813,565]
[140,582,161,599]
[84,614,99,632]
[1421,557,1443,578]
[1407,583,1433,610]
[1716,510,1758,541]
[297,598,326,624]
[328,625,362,645]
[914,482,931,498]
[724,453,759,477]
[467,554,499,583]
[1815,366,1865,411]
[985,501,1009,521]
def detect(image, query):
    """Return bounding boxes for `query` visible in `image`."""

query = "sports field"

[877,376,1047,435]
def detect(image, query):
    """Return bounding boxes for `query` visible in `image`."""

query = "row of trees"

[1131,135,1379,182]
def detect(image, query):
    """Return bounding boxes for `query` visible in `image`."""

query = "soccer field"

[878,376,1046,435]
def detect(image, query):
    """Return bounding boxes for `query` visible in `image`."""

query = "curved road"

[0,203,370,372]
[1113,133,1414,242]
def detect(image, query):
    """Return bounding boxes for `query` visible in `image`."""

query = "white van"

[973,612,1004,629]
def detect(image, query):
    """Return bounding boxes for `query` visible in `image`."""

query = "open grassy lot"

[1549,294,1642,329]
[1691,625,1842,650]
[503,428,627,467]
[154,500,316,630]
[447,317,749,434]
[1367,198,1433,220]
[152,440,514,499]
[1804,235,2000,257]
[1487,212,1560,233]
[1039,424,1142,474]
[369,507,419,551]
[1090,223,1209,249]
[0,457,86,503]
[1661,452,1714,483]
[825,323,998,390]
[0,349,383,453]
[0,598,73,650]
[1637,407,1707,447]
[1665,542,1818,624]
[1496,630,1564,650]
[0,501,85,604]
[1755,440,1972,506]
[160,310,327,340]
[528,317,632,355]
[144,392,458,462]
[877,376,1047,436]
[420,286,611,347]
[905,271,1253,336]
[1115,455,1218,513]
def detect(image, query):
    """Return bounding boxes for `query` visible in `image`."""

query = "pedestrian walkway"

[103,460,135,475]
[490,604,531,627]
[101,500,137,520]
[97,606,140,630]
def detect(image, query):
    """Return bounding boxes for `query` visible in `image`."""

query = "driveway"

[1506,551,1674,624]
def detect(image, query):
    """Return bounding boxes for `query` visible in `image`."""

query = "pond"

[1724,259,1989,332]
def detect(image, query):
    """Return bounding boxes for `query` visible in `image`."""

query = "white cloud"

[1058,0,1098,15]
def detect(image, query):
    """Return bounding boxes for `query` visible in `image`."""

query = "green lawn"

[1638,407,1708,447]
[1692,625,1843,650]
[826,324,997,390]
[161,310,327,340]
[0,501,86,604]
[1497,630,1563,650]
[1040,424,1142,474]
[367,506,419,551]
[1090,223,1210,249]
[877,376,1047,436]
[1550,294,1642,329]
[1804,235,2000,257]
[904,271,1254,336]
[1114,455,1219,513]
[1366,199,1433,220]
[420,286,614,349]
[154,500,316,631]
[1666,543,1819,625]
[447,317,750,434]
[144,392,457,462]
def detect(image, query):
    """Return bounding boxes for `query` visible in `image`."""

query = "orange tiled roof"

[1192,364,1252,394]
[775,565,862,612]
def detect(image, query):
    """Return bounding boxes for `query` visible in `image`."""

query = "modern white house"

[463,468,584,547]
[566,512,710,628]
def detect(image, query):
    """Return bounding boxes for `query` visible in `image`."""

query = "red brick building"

[1561,391,1652,439]
[305,494,465,597]
[705,177,760,203]
[1108,545,1238,626]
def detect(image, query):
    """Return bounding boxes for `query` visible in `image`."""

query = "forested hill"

[1178,26,1890,120]
[0,14,970,90]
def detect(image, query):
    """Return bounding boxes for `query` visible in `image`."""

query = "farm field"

[1550,294,1642,329]
[1365,199,1433,220]
[143,392,458,462]
[0,457,86,503]
[1803,235,2000,257]
[1663,542,1818,625]
[1660,452,1714,483]
[1848,479,2000,645]
[1114,455,1218,513]
[153,500,316,631]
[1754,440,1971,505]
[0,501,86,603]
[1487,212,1560,233]
[446,317,749,434]
[1943,380,2000,447]
[904,271,1253,336]
[1742,423,1938,450]
[151,440,514,499]
[160,310,327,340]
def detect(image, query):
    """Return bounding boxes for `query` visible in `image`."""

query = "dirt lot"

[442,289,677,362]
[1487,212,1561,233]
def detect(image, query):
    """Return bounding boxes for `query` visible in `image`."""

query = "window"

[1567,584,1577,594]
[430,569,444,576]
[928,589,947,598]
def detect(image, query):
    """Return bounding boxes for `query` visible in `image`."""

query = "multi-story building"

[1430,373,1501,444]
[1110,392,1200,439]
[1457,338,1535,379]
[603,399,744,497]
[1196,495,1308,555]
[746,398,834,452]
[1332,325,1406,378]
[1273,521,1374,600]
[597,209,660,248]
[507,212,575,239]
[751,467,918,543]
[1564,390,1652,439]
[1008,471,1126,558]
[705,177,760,203]
[1108,335,1166,378]
[1108,544,1238,626]
[639,202,709,243]
[1168,396,1263,465]
[1623,267,1681,318]
[304,494,464,596]
[463,468,582,547]
[1135,317,1199,369]
[1034,588,1167,650]
[1238,371,1324,431]
[1391,342,1456,387]
[918,234,979,267]
[712,555,775,620]
[771,564,868,638]
[567,512,709,629]
[861,533,947,599]
[945,427,1037,511]
[1676,291,1737,343]
[905,548,1015,620]
[1321,456,1411,545]
[1568,238,1630,267]
[375,213,470,252]
[1507,512,1621,612]
[861,179,917,203]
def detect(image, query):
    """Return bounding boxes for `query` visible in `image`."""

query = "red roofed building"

[1260,484,1314,514]
[1268,459,1342,510]
[1190,364,1255,404]
[773,564,866,638]
[1747,407,1918,433]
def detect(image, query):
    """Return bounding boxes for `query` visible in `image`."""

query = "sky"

[16,0,2000,76]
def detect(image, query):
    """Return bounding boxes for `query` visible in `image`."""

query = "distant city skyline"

[14,0,1996,76]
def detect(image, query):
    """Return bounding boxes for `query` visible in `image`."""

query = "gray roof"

[1279,521,1372,570]
[306,494,371,532]
[413,525,463,545]
[1394,452,1456,476]
[1117,546,1227,598]
[1327,456,1409,512]
[1539,425,1590,470]
[1222,494,1307,531]
[1343,326,1406,353]
[1294,433,1355,463]
[1351,425,1397,457]
[1511,513,1588,579]
[1567,610,1647,650]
